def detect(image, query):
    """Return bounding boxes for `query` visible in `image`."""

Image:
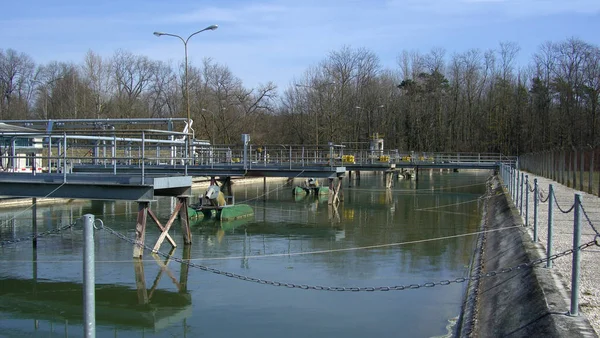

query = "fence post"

[547,184,554,268]
[82,214,96,337]
[570,193,582,316]
[533,179,538,241]
[520,172,524,215]
[525,175,529,226]
[516,170,520,207]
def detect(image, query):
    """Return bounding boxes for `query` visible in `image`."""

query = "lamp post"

[153,24,218,161]
[295,81,335,146]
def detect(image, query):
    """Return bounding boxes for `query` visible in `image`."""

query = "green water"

[0,170,490,337]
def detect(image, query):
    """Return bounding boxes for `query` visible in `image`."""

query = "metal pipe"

[63,133,67,183]
[520,172,524,215]
[570,193,582,316]
[525,174,529,226]
[533,178,538,242]
[82,214,96,337]
[547,184,554,268]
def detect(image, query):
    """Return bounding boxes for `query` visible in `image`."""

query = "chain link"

[580,204,600,237]
[539,190,549,203]
[101,223,596,292]
[552,189,575,214]
[0,221,78,247]
[528,183,535,193]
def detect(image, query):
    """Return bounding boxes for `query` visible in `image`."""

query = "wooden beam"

[152,202,182,253]
[133,202,148,258]
[147,209,177,249]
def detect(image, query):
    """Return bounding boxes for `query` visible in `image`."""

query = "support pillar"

[133,202,149,258]
[178,197,192,245]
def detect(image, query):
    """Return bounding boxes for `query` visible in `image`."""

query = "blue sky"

[2,0,599,90]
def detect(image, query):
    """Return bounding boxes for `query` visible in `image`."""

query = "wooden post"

[133,202,149,258]
[178,197,192,245]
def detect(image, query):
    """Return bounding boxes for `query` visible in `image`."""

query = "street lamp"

[295,81,335,146]
[153,24,218,161]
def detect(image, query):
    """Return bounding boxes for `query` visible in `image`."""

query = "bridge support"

[385,170,394,188]
[328,177,343,205]
[133,196,191,258]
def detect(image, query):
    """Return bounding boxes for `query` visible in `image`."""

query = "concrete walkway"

[513,170,600,335]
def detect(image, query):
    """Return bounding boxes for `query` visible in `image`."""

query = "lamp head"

[206,24,219,31]
[153,32,164,37]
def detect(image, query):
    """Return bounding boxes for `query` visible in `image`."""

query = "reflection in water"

[0,170,490,337]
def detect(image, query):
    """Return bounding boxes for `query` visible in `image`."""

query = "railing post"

[63,133,67,183]
[525,175,529,226]
[520,172,525,215]
[570,193,582,316]
[516,169,520,207]
[533,178,538,241]
[141,131,145,182]
[547,184,554,267]
[113,134,117,175]
[82,214,96,337]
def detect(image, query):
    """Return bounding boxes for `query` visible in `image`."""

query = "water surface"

[0,170,490,337]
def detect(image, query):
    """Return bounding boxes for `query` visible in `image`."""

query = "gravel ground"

[510,170,600,335]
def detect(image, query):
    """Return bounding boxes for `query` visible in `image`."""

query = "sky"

[1,0,600,91]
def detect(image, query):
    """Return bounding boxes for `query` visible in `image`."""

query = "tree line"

[1,37,599,155]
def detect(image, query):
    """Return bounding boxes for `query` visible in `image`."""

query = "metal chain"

[539,190,549,203]
[101,224,596,292]
[528,183,535,193]
[552,189,575,214]
[580,204,600,237]
[0,221,78,247]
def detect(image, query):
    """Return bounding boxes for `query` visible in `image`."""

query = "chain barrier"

[528,183,535,193]
[551,189,575,214]
[0,221,78,247]
[580,204,600,237]
[539,190,549,203]
[101,224,596,292]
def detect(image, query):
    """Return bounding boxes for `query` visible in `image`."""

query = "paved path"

[512,170,600,335]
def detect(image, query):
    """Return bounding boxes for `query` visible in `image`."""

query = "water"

[0,170,490,337]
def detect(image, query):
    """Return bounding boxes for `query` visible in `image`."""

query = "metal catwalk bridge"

[0,118,515,201]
